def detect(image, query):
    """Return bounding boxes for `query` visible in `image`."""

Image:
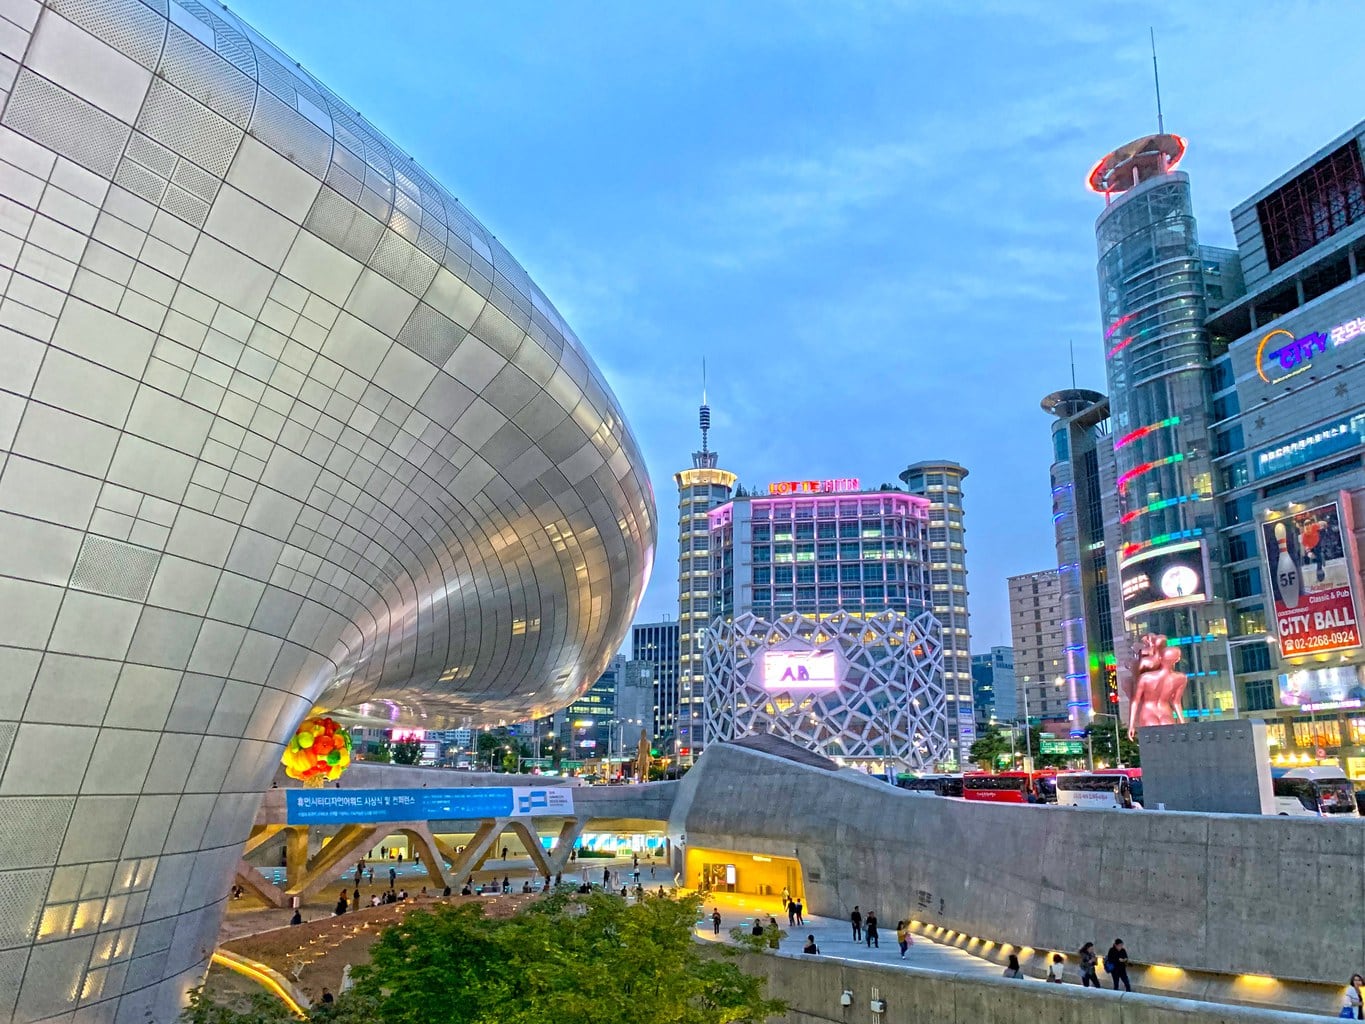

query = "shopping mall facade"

[701,481,951,772]
[0,2,653,1020]
[1090,119,1365,776]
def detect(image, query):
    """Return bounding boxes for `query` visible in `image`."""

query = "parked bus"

[894,774,963,798]
[1271,767,1359,818]
[1095,767,1143,807]
[1056,771,1142,809]
[962,771,1056,804]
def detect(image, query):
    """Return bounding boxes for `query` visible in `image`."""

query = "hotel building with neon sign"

[1089,116,1365,778]
[701,481,952,772]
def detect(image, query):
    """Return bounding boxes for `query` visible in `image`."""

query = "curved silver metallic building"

[0,0,655,1019]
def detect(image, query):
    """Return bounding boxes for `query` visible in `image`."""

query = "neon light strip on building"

[1119,492,1202,524]
[1115,416,1179,451]
[1107,334,1136,359]
[1120,527,1204,561]
[1104,313,1135,340]
[1116,452,1183,494]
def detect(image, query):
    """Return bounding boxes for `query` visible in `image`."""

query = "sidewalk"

[692,892,1001,979]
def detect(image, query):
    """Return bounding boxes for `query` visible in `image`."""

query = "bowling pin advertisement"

[1261,495,1363,658]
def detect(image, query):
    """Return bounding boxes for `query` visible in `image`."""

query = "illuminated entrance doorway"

[685,846,803,899]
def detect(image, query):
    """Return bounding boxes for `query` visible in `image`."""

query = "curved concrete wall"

[0,0,653,1019]
[673,743,1365,988]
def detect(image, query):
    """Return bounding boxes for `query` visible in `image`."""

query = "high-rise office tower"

[1089,133,1236,715]
[899,461,974,763]
[630,620,680,742]
[1042,389,1119,729]
[971,646,1017,725]
[674,388,735,763]
[1008,569,1069,721]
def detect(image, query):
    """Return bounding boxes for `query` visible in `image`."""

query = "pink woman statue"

[1121,633,1188,739]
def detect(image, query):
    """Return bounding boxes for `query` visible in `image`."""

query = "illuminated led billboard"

[1261,494,1362,658]
[1119,539,1209,620]
[761,649,839,690]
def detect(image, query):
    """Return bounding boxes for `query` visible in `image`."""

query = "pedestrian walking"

[388,867,396,887]
[1047,953,1065,983]
[1003,954,1023,979]
[787,901,796,927]
[334,889,348,916]
[767,916,780,950]
[1078,943,1100,988]
[502,846,509,860]
[896,920,912,958]
[711,908,722,935]
[603,867,610,887]
[352,886,360,908]
[803,935,820,955]
[865,911,879,948]
[1345,974,1364,1019]
[781,885,791,906]
[1105,939,1131,992]
[793,898,804,926]
[850,906,863,941]
[751,919,764,937]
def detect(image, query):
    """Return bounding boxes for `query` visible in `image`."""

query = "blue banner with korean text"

[284,786,575,825]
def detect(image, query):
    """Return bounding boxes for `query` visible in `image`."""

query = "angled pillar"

[447,818,506,883]
[286,824,383,904]
[397,823,452,890]
[546,818,586,873]
[285,827,311,890]
[242,824,287,858]
[506,820,552,877]
[234,861,290,909]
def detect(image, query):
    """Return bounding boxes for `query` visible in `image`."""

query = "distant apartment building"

[1008,569,1068,722]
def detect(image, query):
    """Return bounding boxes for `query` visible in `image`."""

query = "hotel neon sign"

[1256,314,1365,384]
[766,478,860,495]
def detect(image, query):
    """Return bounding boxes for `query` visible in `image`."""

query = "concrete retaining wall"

[674,743,1365,987]
[731,950,1337,1024]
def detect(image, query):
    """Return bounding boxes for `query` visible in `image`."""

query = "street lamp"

[1224,634,1278,717]
[1088,711,1122,769]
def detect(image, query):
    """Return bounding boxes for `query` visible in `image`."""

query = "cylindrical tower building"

[1089,134,1231,715]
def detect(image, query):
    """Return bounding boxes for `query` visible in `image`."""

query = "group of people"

[850,907,913,958]
[1001,940,1131,990]
[779,887,805,926]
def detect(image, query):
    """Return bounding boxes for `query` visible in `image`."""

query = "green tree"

[392,738,423,765]
[1084,723,1141,767]
[180,987,294,1024]
[366,741,392,763]
[349,892,781,1024]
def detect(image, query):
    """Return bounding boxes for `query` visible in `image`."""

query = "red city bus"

[962,771,1057,804]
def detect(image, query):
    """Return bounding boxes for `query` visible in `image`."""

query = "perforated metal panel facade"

[0,0,655,1019]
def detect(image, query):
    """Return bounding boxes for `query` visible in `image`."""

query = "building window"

[1213,425,1244,457]
[1237,643,1272,674]
[753,567,771,585]
[1219,461,1249,490]
[753,546,771,563]
[1226,531,1253,562]
[1223,495,1254,526]
[817,522,836,539]
[1230,567,1262,599]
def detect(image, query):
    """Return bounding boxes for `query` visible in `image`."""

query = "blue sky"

[241,0,1362,650]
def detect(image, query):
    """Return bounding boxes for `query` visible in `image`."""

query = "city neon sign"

[767,478,860,495]
[1256,314,1365,384]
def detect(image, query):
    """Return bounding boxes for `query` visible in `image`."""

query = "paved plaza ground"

[692,891,1004,980]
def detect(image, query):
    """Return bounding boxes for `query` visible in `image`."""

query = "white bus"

[1056,772,1141,809]
[1271,767,1359,818]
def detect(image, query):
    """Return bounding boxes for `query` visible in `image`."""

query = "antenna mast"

[1150,28,1164,135]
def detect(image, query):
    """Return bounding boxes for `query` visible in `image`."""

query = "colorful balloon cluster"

[282,716,352,783]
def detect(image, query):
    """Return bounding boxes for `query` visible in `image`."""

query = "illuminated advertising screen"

[1277,665,1365,712]
[1261,495,1363,657]
[1118,540,1209,620]
[760,649,839,690]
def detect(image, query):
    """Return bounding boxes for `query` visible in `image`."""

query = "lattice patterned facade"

[702,609,951,769]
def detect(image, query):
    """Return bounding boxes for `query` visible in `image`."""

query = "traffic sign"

[1039,738,1084,756]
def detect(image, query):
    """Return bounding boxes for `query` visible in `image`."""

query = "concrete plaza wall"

[729,950,1336,1024]
[673,743,1365,987]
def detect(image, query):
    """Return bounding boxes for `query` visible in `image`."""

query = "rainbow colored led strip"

[1114,416,1179,451]
[1116,452,1183,494]
[1120,527,1203,561]
[1118,492,1201,524]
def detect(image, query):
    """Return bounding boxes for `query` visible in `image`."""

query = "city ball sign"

[761,649,839,690]
[1260,495,1363,657]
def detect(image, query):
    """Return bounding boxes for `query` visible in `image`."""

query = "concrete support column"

[447,818,507,884]
[285,827,310,890]
[546,818,585,873]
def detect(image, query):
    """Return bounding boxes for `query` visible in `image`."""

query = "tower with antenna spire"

[673,364,736,764]
[1084,37,1235,727]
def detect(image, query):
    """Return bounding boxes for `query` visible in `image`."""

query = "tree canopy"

[184,893,782,1024]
